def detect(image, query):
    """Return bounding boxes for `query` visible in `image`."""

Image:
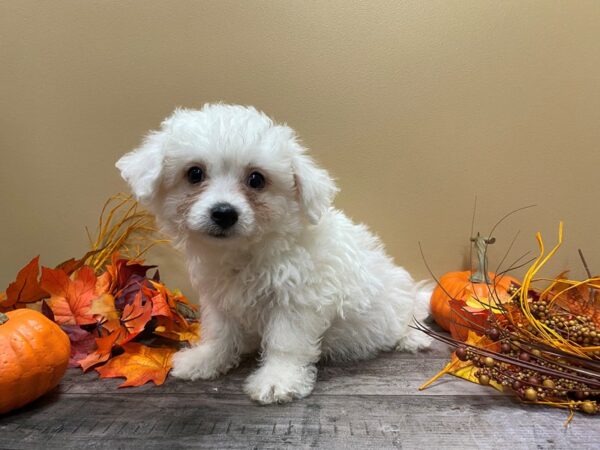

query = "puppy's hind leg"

[171,303,248,380]
[244,305,330,404]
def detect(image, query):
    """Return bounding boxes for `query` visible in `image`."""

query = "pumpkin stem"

[0,312,8,325]
[470,232,495,284]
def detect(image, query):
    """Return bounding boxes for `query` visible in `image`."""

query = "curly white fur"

[116,103,432,404]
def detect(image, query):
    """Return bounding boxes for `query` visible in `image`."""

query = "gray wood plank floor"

[1,339,597,449]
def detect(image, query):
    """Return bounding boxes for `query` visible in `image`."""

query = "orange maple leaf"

[143,282,199,343]
[95,272,112,296]
[1,256,48,310]
[120,291,152,342]
[148,281,197,320]
[153,316,200,343]
[420,331,502,391]
[148,289,173,319]
[89,293,119,321]
[100,291,152,345]
[95,342,175,387]
[79,330,121,371]
[99,252,120,294]
[41,266,97,325]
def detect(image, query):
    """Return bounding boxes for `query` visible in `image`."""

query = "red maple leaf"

[1,256,48,310]
[54,258,82,276]
[108,255,156,291]
[54,250,100,276]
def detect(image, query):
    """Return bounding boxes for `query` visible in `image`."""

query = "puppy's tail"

[414,279,434,322]
[395,279,435,353]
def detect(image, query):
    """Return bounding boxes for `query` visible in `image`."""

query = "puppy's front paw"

[244,362,316,404]
[171,343,237,381]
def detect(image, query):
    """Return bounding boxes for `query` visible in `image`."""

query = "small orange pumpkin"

[0,309,70,414]
[430,233,520,341]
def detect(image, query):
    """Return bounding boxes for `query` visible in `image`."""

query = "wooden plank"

[60,358,501,397]
[0,392,596,449]
[59,341,502,397]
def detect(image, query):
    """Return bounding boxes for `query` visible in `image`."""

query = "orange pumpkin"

[431,271,519,340]
[430,233,520,341]
[0,309,70,414]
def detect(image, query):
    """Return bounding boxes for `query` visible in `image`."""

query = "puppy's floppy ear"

[115,132,165,204]
[291,142,338,225]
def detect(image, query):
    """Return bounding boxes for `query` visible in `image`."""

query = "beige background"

[1,1,599,299]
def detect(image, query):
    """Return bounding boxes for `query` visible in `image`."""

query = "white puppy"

[116,104,431,404]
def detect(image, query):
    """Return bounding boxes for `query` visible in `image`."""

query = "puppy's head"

[116,104,337,247]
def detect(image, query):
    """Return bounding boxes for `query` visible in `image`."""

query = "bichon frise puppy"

[116,103,431,404]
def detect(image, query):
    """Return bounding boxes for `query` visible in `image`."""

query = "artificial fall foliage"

[419,223,600,420]
[0,195,199,388]
[96,343,176,388]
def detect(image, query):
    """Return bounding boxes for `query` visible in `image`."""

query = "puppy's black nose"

[210,203,238,229]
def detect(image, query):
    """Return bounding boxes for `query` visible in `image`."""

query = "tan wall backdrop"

[1,1,599,299]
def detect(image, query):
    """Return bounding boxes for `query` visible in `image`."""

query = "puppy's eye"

[187,166,204,184]
[247,171,266,190]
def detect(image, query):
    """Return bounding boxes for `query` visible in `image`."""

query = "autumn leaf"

[148,289,173,319]
[41,266,98,325]
[148,281,197,319]
[100,252,120,293]
[79,330,122,371]
[54,258,82,276]
[177,323,200,343]
[100,291,152,345]
[145,282,199,343]
[39,267,70,297]
[448,298,493,341]
[114,274,150,310]
[113,257,156,291]
[464,294,505,314]
[120,291,152,342]
[95,342,175,387]
[2,256,48,310]
[98,253,154,298]
[41,299,55,321]
[545,276,600,328]
[420,331,503,391]
[153,316,200,343]
[61,325,97,367]
[90,293,119,321]
[55,250,101,276]
[95,271,112,296]
[447,331,503,391]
